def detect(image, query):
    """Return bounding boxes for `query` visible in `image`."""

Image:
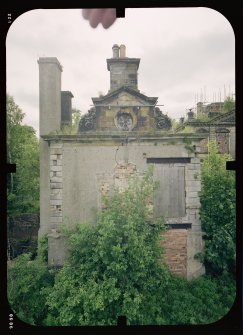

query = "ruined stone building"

[38,45,205,279]
[176,102,235,159]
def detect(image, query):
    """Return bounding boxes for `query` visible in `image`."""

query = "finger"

[101,8,116,29]
[89,9,106,28]
[82,9,92,20]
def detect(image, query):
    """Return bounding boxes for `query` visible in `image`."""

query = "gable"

[209,109,235,125]
[92,86,158,107]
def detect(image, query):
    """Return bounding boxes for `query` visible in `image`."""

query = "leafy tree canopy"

[7,94,39,214]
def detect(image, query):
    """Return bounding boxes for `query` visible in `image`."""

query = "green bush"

[199,141,236,277]
[160,273,235,324]
[7,253,54,325]
[46,169,170,325]
[7,166,235,326]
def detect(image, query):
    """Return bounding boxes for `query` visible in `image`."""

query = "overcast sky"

[6,8,235,137]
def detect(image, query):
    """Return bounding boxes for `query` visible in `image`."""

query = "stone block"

[186,185,201,192]
[50,199,62,205]
[190,158,200,164]
[186,170,200,181]
[50,182,63,189]
[50,193,62,200]
[50,154,57,160]
[57,160,62,166]
[50,216,63,223]
[186,197,201,205]
[50,210,62,217]
[50,176,62,183]
[56,171,63,177]
[187,191,199,198]
[48,233,68,267]
[51,166,62,172]
[186,180,201,188]
[51,188,62,195]
[187,164,200,171]
[51,147,63,154]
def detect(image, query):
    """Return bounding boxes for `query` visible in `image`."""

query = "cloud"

[6,8,235,134]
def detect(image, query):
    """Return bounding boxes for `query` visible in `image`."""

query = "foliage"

[171,118,180,131]
[7,94,39,214]
[195,112,210,122]
[223,96,235,113]
[181,126,195,133]
[160,273,235,324]
[154,107,172,130]
[199,141,236,277]
[58,108,82,134]
[46,169,170,325]
[37,234,48,263]
[7,253,54,325]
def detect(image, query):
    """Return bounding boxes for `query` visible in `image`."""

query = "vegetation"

[7,167,235,326]
[199,141,236,277]
[194,112,210,122]
[223,96,235,113]
[58,108,82,134]
[7,253,54,325]
[7,94,39,214]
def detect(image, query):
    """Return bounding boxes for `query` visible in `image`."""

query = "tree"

[46,170,170,325]
[223,96,235,113]
[199,141,236,277]
[7,94,40,214]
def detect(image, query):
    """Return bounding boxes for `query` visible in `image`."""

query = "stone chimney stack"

[61,91,74,127]
[107,45,140,92]
[38,57,62,135]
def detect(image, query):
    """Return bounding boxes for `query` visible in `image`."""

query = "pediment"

[92,86,157,107]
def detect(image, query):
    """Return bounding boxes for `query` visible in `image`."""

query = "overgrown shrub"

[46,170,170,325]
[199,141,236,277]
[7,253,54,325]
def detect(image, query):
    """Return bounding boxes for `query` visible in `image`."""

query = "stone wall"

[43,134,205,279]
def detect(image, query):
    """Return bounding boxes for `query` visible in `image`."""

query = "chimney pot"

[112,44,120,58]
[120,44,126,58]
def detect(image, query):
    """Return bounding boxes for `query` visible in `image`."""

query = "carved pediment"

[92,86,158,107]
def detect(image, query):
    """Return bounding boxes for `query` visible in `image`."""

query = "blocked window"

[148,161,186,218]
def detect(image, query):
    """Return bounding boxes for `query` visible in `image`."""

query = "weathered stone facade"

[175,108,235,159]
[38,45,205,279]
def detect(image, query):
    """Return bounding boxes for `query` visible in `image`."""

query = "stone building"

[38,45,205,279]
[175,106,235,159]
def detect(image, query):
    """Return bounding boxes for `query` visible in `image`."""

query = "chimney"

[38,57,62,135]
[120,44,126,58]
[61,91,74,127]
[112,44,120,58]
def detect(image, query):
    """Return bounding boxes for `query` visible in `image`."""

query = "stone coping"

[42,132,206,143]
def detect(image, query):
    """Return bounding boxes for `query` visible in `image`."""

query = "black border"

[1,1,242,334]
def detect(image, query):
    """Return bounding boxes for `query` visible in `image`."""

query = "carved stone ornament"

[154,107,172,130]
[115,112,133,131]
[78,108,96,131]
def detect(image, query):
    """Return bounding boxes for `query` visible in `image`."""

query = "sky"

[6,8,235,137]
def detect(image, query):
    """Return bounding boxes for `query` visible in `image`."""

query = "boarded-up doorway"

[147,158,189,219]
